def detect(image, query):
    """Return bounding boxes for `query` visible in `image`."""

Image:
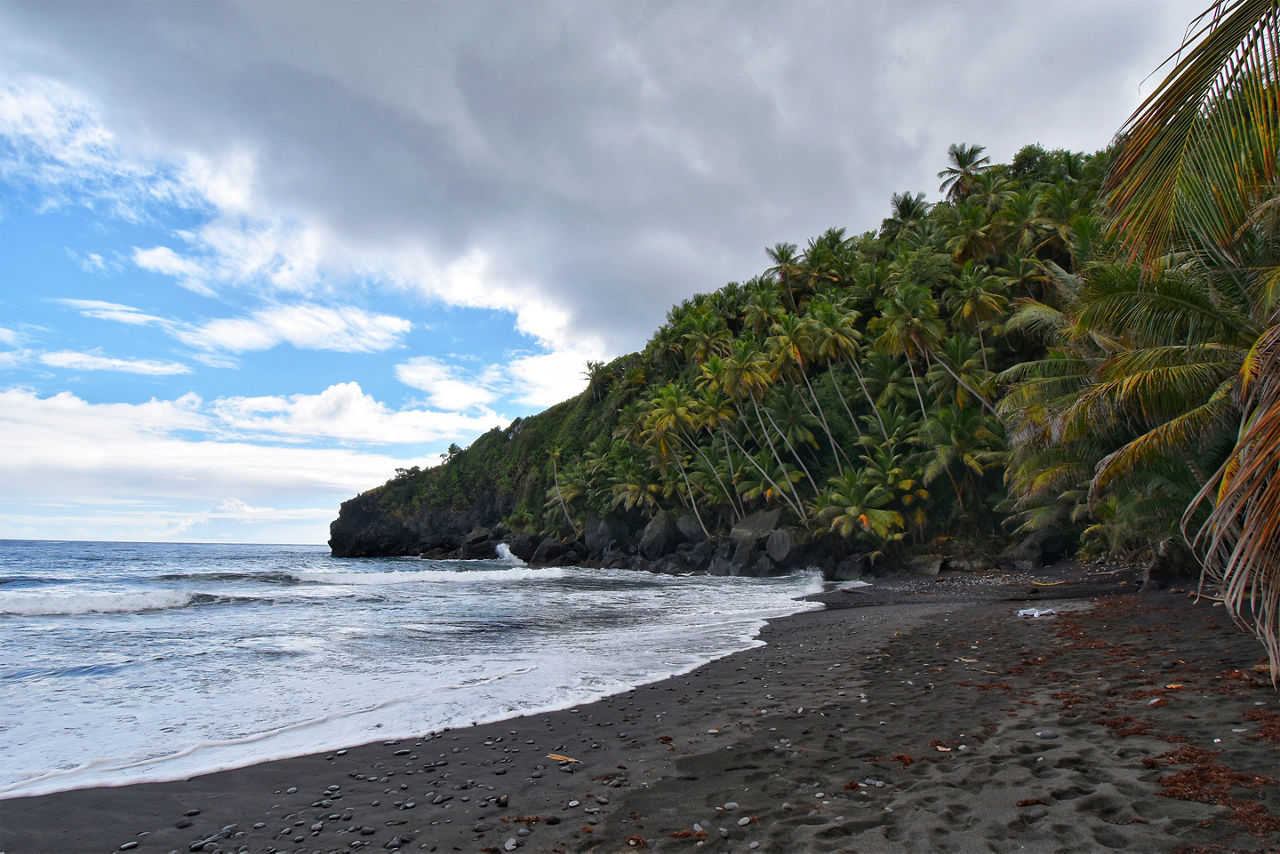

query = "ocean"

[0,539,823,799]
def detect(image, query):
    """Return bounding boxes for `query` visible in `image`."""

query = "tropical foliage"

[371,1,1280,678]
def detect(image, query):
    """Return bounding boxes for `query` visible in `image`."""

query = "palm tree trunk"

[932,353,999,416]
[724,421,806,520]
[680,426,744,521]
[550,457,578,536]
[844,356,888,439]
[798,368,848,474]
[905,356,930,421]
[673,455,712,540]
[752,396,818,502]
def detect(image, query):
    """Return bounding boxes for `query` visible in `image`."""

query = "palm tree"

[937,143,991,202]
[945,261,1009,372]
[766,242,806,311]
[1100,0,1280,678]
[812,469,905,555]
[768,311,847,474]
[870,282,946,419]
[921,404,1006,517]
[881,191,931,242]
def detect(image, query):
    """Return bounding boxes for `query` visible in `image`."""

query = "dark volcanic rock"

[674,512,707,544]
[584,514,633,556]
[1143,538,1197,590]
[829,554,869,581]
[505,533,540,563]
[529,537,573,566]
[1000,527,1075,570]
[729,508,782,548]
[639,514,676,559]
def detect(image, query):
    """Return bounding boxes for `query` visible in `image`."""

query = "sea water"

[0,539,823,798]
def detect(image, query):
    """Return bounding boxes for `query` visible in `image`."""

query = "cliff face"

[328,384,624,559]
[328,484,507,557]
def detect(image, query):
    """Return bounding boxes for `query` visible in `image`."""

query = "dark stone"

[505,533,540,563]
[684,540,714,571]
[765,528,803,565]
[727,540,756,576]
[828,554,869,582]
[1143,538,1197,591]
[744,554,777,577]
[584,514,632,556]
[639,514,676,558]
[462,528,498,559]
[708,542,734,576]
[730,508,782,548]
[529,538,571,566]
[675,512,707,544]
[1000,528,1075,569]
[907,554,945,577]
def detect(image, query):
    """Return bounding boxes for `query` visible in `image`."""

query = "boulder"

[1000,528,1075,569]
[730,508,782,548]
[742,554,777,577]
[529,537,571,566]
[829,554,869,582]
[505,533,540,563]
[584,514,632,556]
[683,540,715,572]
[765,528,803,565]
[639,514,677,559]
[461,527,498,559]
[708,542,734,576]
[675,512,707,544]
[1143,538,1197,590]
[907,554,945,577]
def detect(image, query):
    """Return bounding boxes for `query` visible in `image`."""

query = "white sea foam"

[0,588,192,616]
[495,543,526,565]
[293,566,566,585]
[0,542,824,800]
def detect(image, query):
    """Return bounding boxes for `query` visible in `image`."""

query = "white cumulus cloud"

[177,304,411,354]
[394,356,498,411]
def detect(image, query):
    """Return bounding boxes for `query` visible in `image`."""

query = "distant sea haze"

[0,539,822,798]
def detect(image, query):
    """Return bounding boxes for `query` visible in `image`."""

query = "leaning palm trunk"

[1185,324,1280,685]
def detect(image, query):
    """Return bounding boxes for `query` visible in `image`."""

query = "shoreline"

[2,567,1278,852]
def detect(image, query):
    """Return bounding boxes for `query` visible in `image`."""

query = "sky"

[0,0,1208,545]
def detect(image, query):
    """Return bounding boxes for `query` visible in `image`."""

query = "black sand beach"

[3,565,1279,853]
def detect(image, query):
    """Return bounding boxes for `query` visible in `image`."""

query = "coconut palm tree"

[1100,0,1280,678]
[870,282,946,418]
[938,143,992,202]
[945,261,1010,372]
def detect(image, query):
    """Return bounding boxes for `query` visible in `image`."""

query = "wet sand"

[2,566,1278,853]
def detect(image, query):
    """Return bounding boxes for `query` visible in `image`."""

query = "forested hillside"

[334,142,1140,565]
[333,0,1280,678]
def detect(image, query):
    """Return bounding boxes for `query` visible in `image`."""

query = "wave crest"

[0,589,193,617]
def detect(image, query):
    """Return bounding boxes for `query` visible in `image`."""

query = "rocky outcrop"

[330,469,1010,580]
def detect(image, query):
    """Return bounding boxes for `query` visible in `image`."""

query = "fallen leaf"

[547,753,581,763]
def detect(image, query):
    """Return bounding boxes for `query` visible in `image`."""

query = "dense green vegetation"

[528,142,1104,562]
[367,1,1280,678]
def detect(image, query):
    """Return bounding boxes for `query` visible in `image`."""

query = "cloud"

[395,356,498,411]
[0,2,1213,362]
[209,381,504,444]
[178,303,411,354]
[133,245,215,296]
[56,299,170,326]
[0,75,194,219]
[0,386,487,542]
[506,348,595,408]
[0,327,17,347]
[38,349,191,375]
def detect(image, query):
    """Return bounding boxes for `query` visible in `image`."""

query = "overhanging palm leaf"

[1104,0,1280,262]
